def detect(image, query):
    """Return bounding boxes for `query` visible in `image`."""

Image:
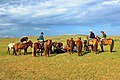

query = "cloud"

[33,27,50,31]
[0,0,120,37]
[102,0,120,5]
[0,23,15,26]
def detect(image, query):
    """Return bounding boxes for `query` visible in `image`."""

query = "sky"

[0,0,120,38]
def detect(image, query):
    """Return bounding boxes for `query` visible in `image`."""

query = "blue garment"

[37,35,44,46]
[37,35,44,41]
[90,32,95,38]
[20,38,25,42]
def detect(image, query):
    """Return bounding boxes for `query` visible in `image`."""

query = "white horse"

[7,42,15,55]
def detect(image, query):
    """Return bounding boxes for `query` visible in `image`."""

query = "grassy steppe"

[0,35,120,80]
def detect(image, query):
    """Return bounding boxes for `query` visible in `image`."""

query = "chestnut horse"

[85,36,98,54]
[13,40,33,55]
[76,38,83,56]
[44,39,52,57]
[67,38,75,54]
[88,38,98,54]
[96,36,114,52]
[32,42,43,57]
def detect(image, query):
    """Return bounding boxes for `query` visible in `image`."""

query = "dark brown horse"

[67,38,75,54]
[76,37,83,56]
[96,36,114,52]
[44,39,52,57]
[32,42,43,57]
[13,40,33,55]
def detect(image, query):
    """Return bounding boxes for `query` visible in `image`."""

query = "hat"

[41,32,44,34]
[23,36,27,38]
[100,30,104,32]
[89,30,93,32]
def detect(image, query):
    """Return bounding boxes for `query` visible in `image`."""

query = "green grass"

[0,35,120,80]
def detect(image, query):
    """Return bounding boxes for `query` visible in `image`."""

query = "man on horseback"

[89,30,95,39]
[37,32,44,47]
[100,31,107,45]
[87,30,95,45]
[20,36,28,43]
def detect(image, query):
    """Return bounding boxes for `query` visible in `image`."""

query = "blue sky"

[0,0,120,38]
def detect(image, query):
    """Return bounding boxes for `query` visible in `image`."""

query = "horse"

[96,36,114,52]
[88,38,98,54]
[13,40,33,55]
[66,39,70,52]
[7,42,15,55]
[32,42,43,57]
[44,39,52,57]
[84,36,98,54]
[67,38,75,54]
[76,38,83,56]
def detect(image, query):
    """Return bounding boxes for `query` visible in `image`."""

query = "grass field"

[0,35,120,80]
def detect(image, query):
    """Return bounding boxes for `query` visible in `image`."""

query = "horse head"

[28,40,33,48]
[95,36,101,42]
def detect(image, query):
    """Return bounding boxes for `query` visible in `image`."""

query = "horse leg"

[48,49,52,57]
[78,47,82,56]
[72,47,74,54]
[19,49,21,55]
[100,44,104,52]
[24,48,27,55]
[13,48,17,55]
[110,45,113,53]
[69,47,72,54]
[41,49,43,56]
[37,49,40,56]
[33,50,36,57]
[7,47,10,55]
[44,49,47,56]
[90,45,93,53]
[110,40,114,53]
[93,44,98,54]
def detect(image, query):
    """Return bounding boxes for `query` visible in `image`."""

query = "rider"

[89,30,95,39]
[37,32,44,46]
[87,30,95,46]
[100,30,107,44]
[20,36,28,43]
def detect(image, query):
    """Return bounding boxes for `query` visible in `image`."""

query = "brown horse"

[44,39,52,57]
[13,40,33,55]
[32,42,43,57]
[96,36,114,52]
[67,38,75,54]
[76,38,83,56]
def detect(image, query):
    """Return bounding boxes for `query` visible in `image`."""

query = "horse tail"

[13,46,16,55]
[93,41,98,54]
[7,46,10,54]
[110,39,114,52]
[32,43,35,57]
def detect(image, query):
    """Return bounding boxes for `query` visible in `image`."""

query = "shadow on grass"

[27,52,32,55]
[82,50,91,56]
[50,52,66,57]
[97,50,117,54]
